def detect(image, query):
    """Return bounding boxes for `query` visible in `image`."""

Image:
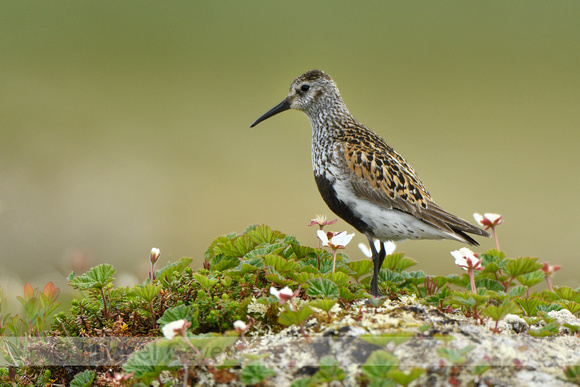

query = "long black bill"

[250,97,291,127]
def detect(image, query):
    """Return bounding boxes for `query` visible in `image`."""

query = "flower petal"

[317,230,330,246]
[358,243,372,258]
[473,213,484,227]
[331,232,355,247]
[161,319,186,340]
[384,241,396,255]
[484,213,503,225]
[233,320,247,332]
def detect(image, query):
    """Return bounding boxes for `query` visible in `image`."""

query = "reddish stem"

[491,226,500,251]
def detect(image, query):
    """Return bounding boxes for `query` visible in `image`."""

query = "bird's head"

[250,69,341,127]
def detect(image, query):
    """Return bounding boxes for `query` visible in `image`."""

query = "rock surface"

[208,297,580,386]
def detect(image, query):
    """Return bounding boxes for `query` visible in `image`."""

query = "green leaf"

[278,306,314,326]
[315,356,345,382]
[563,365,580,383]
[244,243,285,259]
[209,256,240,272]
[481,300,519,322]
[133,284,162,303]
[450,293,476,308]
[204,232,237,259]
[298,264,319,274]
[289,244,320,260]
[563,323,580,333]
[68,264,115,290]
[481,261,502,275]
[474,278,504,292]
[554,286,580,302]
[446,274,468,287]
[377,269,406,285]
[480,249,506,265]
[155,257,193,281]
[529,321,560,337]
[190,333,238,358]
[70,370,95,387]
[214,234,257,257]
[537,304,562,313]
[516,271,544,288]
[291,377,316,387]
[23,298,40,322]
[436,345,475,364]
[387,367,424,386]
[362,350,399,379]
[348,260,374,282]
[508,285,528,298]
[241,361,276,384]
[246,224,282,245]
[192,273,218,292]
[504,257,542,278]
[381,253,417,271]
[338,286,357,302]
[514,297,544,316]
[309,299,337,313]
[264,254,300,275]
[240,263,259,276]
[291,271,318,285]
[123,342,178,380]
[425,287,451,306]
[306,278,339,298]
[557,300,580,315]
[157,305,199,330]
[406,270,426,284]
[472,363,491,376]
[264,272,296,286]
[324,272,350,287]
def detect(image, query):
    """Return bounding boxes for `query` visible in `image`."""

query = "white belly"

[331,177,462,243]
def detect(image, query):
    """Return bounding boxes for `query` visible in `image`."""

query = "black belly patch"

[314,174,372,235]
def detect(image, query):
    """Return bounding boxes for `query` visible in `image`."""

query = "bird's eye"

[300,84,310,92]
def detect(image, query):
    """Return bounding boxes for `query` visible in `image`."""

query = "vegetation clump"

[1,220,579,385]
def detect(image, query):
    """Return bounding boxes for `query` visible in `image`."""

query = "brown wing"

[340,135,488,238]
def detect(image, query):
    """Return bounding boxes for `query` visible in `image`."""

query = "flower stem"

[492,226,500,251]
[100,288,109,318]
[468,270,476,294]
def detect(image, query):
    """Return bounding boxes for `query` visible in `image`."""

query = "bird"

[250,69,489,297]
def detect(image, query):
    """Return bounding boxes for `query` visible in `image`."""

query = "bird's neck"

[307,93,355,140]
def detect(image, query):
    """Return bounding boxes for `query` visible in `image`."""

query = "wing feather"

[339,130,488,238]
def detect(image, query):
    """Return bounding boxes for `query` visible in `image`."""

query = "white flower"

[308,214,337,228]
[317,230,355,249]
[358,240,396,258]
[233,320,248,333]
[150,247,160,263]
[450,248,481,271]
[161,319,187,340]
[473,213,503,230]
[270,286,293,300]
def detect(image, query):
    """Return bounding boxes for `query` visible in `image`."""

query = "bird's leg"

[368,238,387,297]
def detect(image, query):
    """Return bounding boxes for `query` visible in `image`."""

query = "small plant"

[68,264,115,318]
[317,230,354,272]
[1,216,576,385]
[481,299,520,333]
[241,360,276,385]
[473,213,503,250]
[562,364,580,384]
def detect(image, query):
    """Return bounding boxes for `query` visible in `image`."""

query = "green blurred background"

[1,1,579,298]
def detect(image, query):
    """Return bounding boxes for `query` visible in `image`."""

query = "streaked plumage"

[251,69,489,296]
